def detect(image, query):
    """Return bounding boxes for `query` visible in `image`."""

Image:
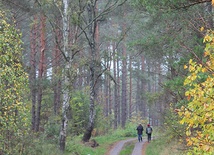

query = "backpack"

[147,127,152,134]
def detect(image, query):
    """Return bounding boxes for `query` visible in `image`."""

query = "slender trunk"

[53,18,62,115]
[121,43,127,128]
[147,60,151,124]
[141,56,146,117]
[129,56,132,119]
[113,43,118,129]
[35,14,46,132]
[104,59,109,117]
[121,8,127,128]
[117,51,121,126]
[30,15,38,131]
[59,0,70,151]
[108,56,112,124]
[82,0,98,142]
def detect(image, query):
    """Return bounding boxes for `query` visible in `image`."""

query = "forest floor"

[105,138,149,155]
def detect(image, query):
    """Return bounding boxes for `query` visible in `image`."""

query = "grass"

[119,141,135,155]
[65,126,137,155]
[145,136,185,155]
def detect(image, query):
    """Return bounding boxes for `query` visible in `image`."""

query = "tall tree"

[30,15,38,131]
[0,10,29,154]
[35,13,46,132]
[59,0,70,151]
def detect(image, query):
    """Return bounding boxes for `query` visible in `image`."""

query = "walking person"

[136,124,143,142]
[146,124,153,142]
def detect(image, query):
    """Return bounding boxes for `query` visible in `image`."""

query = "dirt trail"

[131,140,146,155]
[106,138,147,155]
[107,138,136,155]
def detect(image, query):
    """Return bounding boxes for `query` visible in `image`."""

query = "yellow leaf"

[204,51,210,57]
[212,0,214,6]
[200,27,204,31]
[184,65,188,69]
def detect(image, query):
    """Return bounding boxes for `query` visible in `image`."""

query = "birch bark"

[59,0,70,151]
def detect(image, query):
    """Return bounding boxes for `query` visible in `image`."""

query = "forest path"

[131,140,146,155]
[106,137,147,155]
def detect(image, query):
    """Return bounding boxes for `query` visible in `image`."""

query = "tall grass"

[65,124,137,155]
[145,136,185,155]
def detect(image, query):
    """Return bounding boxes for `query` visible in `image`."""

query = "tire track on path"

[108,138,136,155]
[131,140,146,155]
[107,138,146,155]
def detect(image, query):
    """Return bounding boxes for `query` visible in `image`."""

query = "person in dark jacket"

[146,124,153,142]
[136,124,143,142]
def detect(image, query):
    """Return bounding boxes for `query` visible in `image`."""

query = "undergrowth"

[146,134,185,155]
[65,124,137,155]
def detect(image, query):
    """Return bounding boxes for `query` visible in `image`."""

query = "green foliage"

[65,126,136,155]
[132,0,201,13]
[69,90,90,136]
[0,11,30,154]
[44,116,61,144]
[178,30,214,154]
[22,134,61,155]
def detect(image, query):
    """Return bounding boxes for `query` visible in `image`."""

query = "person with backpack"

[136,124,144,142]
[146,124,153,142]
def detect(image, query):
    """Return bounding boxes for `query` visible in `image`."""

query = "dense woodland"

[0,0,213,154]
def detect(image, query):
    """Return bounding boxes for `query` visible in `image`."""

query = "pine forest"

[0,0,213,155]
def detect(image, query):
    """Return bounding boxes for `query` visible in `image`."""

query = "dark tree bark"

[121,44,127,128]
[53,18,62,115]
[116,49,121,126]
[147,60,152,124]
[82,0,98,142]
[129,56,132,119]
[113,43,118,129]
[104,59,109,117]
[35,14,46,132]
[140,56,146,117]
[30,15,38,131]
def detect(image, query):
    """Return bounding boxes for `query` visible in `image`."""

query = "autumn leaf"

[179,30,214,154]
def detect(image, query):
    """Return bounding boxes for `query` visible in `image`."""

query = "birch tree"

[59,0,70,151]
[80,0,127,142]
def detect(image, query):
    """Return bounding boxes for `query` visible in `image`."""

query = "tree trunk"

[129,56,132,119]
[135,59,140,114]
[121,43,127,128]
[147,60,152,124]
[116,49,121,126]
[113,43,118,129]
[104,60,109,117]
[30,15,38,131]
[53,18,62,115]
[35,13,46,132]
[59,0,70,151]
[140,56,146,117]
[82,0,98,142]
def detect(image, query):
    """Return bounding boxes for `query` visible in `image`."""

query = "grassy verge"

[119,141,135,155]
[65,127,137,155]
[145,136,184,155]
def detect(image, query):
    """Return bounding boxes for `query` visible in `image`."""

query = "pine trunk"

[30,15,38,131]
[35,14,46,132]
